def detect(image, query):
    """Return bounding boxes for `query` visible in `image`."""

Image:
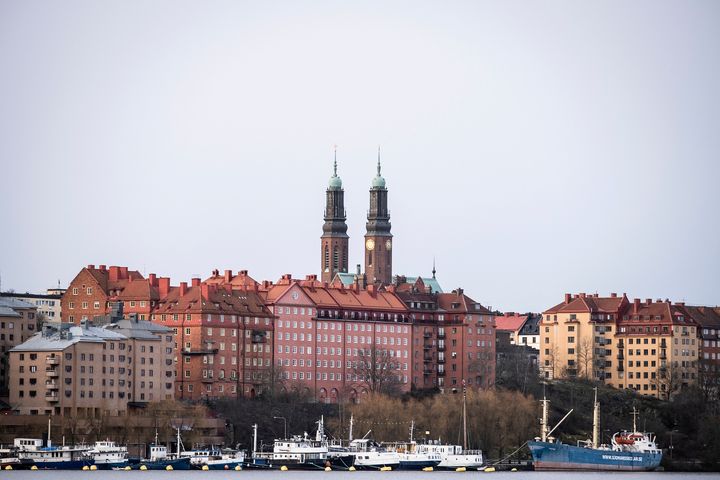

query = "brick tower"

[321,153,349,283]
[364,154,392,284]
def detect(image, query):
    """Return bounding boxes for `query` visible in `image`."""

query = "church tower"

[364,155,392,284]
[321,153,349,283]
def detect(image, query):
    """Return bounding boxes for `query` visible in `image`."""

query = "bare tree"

[576,339,594,380]
[652,362,685,400]
[352,347,402,396]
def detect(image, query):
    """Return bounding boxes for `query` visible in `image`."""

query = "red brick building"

[152,280,274,401]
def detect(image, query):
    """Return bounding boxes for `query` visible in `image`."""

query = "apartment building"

[0,298,38,399]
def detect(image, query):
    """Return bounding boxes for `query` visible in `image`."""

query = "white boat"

[181,447,245,469]
[382,422,442,470]
[15,438,92,469]
[346,438,400,470]
[86,440,128,469]
[415,443,484,470]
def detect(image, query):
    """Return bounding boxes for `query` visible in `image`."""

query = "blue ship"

[528,389,662,471]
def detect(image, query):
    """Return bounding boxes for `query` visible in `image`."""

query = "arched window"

[333,245,339,271]
[324,245,330,272]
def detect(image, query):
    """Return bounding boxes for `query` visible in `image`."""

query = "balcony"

[45,381,58,390]
[437,358,445,364]
[437,344,446,352]
[45,392,59,402]
[423,356,432,363]
[423,332,432,339]
[617,364,624,372]
[617,352,624,360]
[423,369,433,375]
[423,344,432,351]
[45,368,59,377]
[45,356,59,366]
[437,370,446,377]
[660,351,667,360]
[437,332,446,339]
[183,348,219,356]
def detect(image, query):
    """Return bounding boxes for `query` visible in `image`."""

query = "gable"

[273,283,315,306]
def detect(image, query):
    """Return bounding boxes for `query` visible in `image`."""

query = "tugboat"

[527,388,662,471]
[137,429,191,470]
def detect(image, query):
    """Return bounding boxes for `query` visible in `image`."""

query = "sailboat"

[528,388,662,471]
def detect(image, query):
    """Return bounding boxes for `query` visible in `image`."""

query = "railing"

[45,381,58,389]
[437,332,446,339]
[45,368,59,377]
[183,348,219,355]
[45,393,59,402]
[45,357,59,365]
[437,370,446,376]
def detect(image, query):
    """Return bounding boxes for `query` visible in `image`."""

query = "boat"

[382,421,442,470]
[181,446,246,470]
[86,440,128,470]
[252,416,353,470]
[415,382,484,470]
[326,415,400,470]
[14,419,93,470]
[527,388,662,471]
[136,429,191,470]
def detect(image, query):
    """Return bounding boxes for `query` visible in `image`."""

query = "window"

[86,287,93,295]
[72,288,78,295]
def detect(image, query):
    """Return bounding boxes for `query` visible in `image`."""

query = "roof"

[518,315,541,335]
[544,293,628,314]
[0,298,36,310]
[0,292,62,300]
[0,306,21,317]
[10,324,127,352]
[683,306,720,329]
[495,314,528,332]
[404,277,443,294]
[155,284,271,316]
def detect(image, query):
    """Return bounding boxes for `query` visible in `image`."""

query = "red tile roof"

[495,314,528,332]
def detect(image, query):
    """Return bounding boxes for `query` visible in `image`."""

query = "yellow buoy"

[5,465,13,470]
[348,466,356,471]
[484,466,496,472]
[31,465,39,470]
[234,465,242,471]
[124,466,132,471]
[202,465,209,471]
[423,467,434,472]
[82,466,90,471]
[140,465,148,471]
[280,465,288,471]
[166,465,173,471]
[456,467,466,472]
[511,468,517,472]
[325,466,331,471]
[90,465,98,471]
[380,466,392,471]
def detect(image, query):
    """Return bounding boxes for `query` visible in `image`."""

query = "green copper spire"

[328,146,342,189]
[372,145,386,188]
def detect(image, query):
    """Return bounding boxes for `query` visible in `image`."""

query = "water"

[2,472,719,480]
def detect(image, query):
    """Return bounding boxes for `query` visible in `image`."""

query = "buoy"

[224,465,229,470]
[166,465,173,471]
[511,468,517,472]
[456,467,467,472]
[325,466,331,471]
[83,466,90,471]
[202,465,209,471]
[380,466,392,471]
[124,466,132,471]
[280,465,288,471]
[348,466,356,471]
[484,466,496,472]
[5,465,13,470]
[90,465,98,471]
[140,465,148,471]
[423,467,434,472]
[235,465,242,471]
[31,465,39,470]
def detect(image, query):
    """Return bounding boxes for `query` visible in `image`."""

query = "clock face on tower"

[365,238,375,251]
[385,240,392,250]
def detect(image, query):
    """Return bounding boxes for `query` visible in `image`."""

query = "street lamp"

[273,416,288,439]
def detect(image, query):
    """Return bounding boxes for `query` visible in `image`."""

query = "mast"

[47,417,52,448]
[349,413,354,442]
[592,387,600,449]
[316,415,325,442]
[540,395,550,442]
[252,424,258,457]
[462,380,468,450]
[409,419,415,443]
[631,407,638,433]
[176,426,181,457]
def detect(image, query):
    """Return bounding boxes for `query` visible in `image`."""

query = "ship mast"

[349,413,354,442]
[592,387,600,449]
[462,380,468,450]
[631,407,638,433]
[47,417,52,448]
[409,419,415,443]
[252,424,258,457]
[540,395,550,442]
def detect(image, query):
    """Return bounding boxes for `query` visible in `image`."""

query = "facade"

[540,293,701,399]
[0,298,38,399]
[364,160,393,285]
[320,158,350,283]
[517,314,541,349]
[495,313,528,346]
[0,291,63,322]
[152,280,274,401]
[683,306,720,389]
[8,318,173,416]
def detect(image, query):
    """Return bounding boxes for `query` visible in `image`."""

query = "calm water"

[2,472,719,480]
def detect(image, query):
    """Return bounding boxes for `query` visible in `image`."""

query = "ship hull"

[528,441,662,471]
[138,457,191,470]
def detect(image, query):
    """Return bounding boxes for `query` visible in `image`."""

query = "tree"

[352,347,402,396]
[576,339,594,380]
[652,362,685,400]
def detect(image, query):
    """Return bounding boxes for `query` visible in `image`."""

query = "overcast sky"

[1,1,718,312]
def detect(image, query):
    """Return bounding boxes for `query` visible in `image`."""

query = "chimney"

[128,276,133,283]
[579,292,586,298]
[87,264,95,270]
[386,285,395,293]
[564,293,572,304]
[505,312,515,317]
[456,288,464,296]
[99,265,106,271]
[610,292,617,298]
[367,284,376,296]
[633,298,640,313]
[149,273,157,286]
[158,277,170,297]
[223,283,232,294]
[201,283,209,298]
[240,270,248,276]
[306,274,317,281]
[179,282,188,297]
[109,266,120,282]
[224,270,233,283]
[646,298,652,305]
[356,264,361,275]
[191,278,201,287]
[119,266,128,279]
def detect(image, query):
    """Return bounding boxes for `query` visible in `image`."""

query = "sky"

[1,1,719,312]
